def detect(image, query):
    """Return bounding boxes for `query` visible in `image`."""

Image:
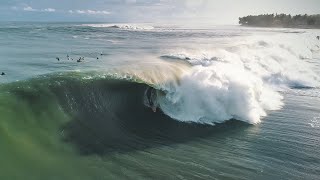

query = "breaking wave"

[1,31,319,127]
[82,23,154,30]
[159,33,320,124]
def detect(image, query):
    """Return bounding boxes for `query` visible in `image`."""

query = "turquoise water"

[0,22,320,179]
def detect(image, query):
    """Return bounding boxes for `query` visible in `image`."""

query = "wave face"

[0,73,253,179]
[0,73,227,157]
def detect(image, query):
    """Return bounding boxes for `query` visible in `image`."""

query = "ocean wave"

[1,73,253,173]
[82,23,154,31]
[1,32,319,126]
[0,66,271,133]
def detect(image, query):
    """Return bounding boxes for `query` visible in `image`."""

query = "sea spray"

[158,32,319,124]
[158,63,283,124]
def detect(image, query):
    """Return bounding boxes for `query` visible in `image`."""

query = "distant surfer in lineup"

[77,57,84,62]
[145,87,158,112]
[317,36,320,40]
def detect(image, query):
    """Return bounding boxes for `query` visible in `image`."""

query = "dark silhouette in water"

[1,72,5,75]
[56,57,60,61]
[96,57,99,60]
[77,57,84,62]
[317,36,320,40]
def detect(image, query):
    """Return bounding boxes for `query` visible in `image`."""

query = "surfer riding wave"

[144,87,158,112]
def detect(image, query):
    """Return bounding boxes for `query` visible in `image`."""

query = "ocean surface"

[0,22,320,180]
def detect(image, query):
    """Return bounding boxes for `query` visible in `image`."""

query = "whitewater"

[157,32,320,124]
[0,22,320,180]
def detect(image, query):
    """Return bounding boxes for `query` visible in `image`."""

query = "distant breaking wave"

[82,23,154,30]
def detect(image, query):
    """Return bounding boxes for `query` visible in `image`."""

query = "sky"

[0,0,319,24]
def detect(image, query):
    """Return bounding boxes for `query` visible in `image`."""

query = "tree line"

[239,14,320,28]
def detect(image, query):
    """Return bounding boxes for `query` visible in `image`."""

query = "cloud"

[23,6,37,12]
[69,9,111,15]
[20,5,56,12]
[43,8,56,12]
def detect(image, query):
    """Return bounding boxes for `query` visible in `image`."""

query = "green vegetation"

[239,14,320,28]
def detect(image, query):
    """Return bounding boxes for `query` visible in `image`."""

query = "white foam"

[82,23,154,31]
[157,32,320,124]
[158,62,283,124]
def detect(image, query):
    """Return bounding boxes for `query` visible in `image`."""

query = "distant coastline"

[239,14,320,29]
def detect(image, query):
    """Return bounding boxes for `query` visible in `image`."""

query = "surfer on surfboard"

[146,87,158,112]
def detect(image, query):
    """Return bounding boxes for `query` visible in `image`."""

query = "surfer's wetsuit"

[146,87,157,112]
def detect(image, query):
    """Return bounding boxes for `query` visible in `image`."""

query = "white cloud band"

[21,6,56,12]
